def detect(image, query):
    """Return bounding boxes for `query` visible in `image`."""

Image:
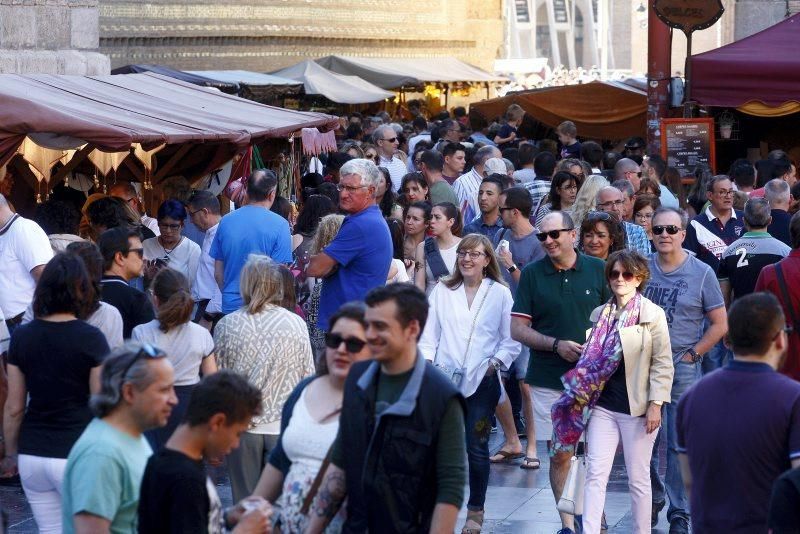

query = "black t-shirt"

[769,467,800,533]
[597,356,631,415]
[100,275,155,338]
[769,209,793,247]
[8,319,109,458]
[138,448,222,534]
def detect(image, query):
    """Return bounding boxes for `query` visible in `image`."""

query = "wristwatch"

[507,264,517,273]
[686,348,702,363]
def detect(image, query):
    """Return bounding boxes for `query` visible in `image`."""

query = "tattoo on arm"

[311,470,347,520]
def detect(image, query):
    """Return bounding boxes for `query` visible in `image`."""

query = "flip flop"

[519,456,541,470]
[489,450,524,463]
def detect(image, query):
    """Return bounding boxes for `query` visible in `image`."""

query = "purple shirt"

[677,360,800,533]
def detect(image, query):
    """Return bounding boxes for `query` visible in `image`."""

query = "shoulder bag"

[424,237,450,280]
[557,440,586,516]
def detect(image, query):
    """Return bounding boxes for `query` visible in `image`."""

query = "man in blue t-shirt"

[210,170,292,314]
[307,158,392,332]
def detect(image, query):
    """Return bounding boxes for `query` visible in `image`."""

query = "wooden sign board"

[653,0,724,35]
[660,118,716,176]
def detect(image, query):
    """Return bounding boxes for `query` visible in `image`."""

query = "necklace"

[159,236,182,255]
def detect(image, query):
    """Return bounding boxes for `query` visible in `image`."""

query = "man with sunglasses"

[676,293,800,534]
[373,124,406,192]
[643,207,727,534]
[684,175,745,272]
[614,158,642,190]
[510,211,610,534]
[596,186,651,256]
[62,343,177,534]
[98,227,154,338]
[109,181,160,237]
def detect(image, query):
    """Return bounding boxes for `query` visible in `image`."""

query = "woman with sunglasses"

[214,255,316,503]
[579,211,625,262]
[2,253,109,533]
[142,199,200,290]
[419,234,520,534]
[251,302,371,533]
[534,171,580,227]
[414,202,462,296]
[550,250,673,534]
[633,195,662,253]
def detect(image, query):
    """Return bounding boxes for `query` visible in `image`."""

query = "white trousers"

[18,454,68,534]
[583,407,658,534]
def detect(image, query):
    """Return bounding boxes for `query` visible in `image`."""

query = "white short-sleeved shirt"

[132,320,214,386]
[142,236,201,290]
[0,215,53,317]
[193,223,222,314]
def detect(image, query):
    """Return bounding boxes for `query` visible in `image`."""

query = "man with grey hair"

[765,178,793,246]
[614,158,642,190]
[374,124,406,191]
[611,179,636,221]
[718,197,790,306]
[307,158,393,333]
[453,144,502,219]
[61,344,178,534]
[595,186,651,255]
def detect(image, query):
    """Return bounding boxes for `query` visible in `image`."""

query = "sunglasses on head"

[652,225,681,235]
[609,269,635,282]
[586,211,612,221]
[119,343,165,385]
[536,228,573,242]
[325,332,367,353]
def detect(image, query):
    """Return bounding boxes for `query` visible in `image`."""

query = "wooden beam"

[152,144,192,184]
[9,155,39,192]
[123,156,145,182]
[50,144,94,185]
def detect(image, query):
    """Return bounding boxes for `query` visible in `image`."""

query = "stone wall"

[0,0,109,74]
[98,0,504,72]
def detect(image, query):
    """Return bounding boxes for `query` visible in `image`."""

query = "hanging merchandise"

[300,128,336,156]
[132,143,166,190]
[224,146,253,205]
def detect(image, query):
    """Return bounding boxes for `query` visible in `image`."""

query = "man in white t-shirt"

[187,191,223,329]
[0,194,53,332]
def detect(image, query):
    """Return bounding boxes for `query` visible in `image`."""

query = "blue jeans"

[465,372,501,511]
[702,339,732,374]
[664,361,701,522]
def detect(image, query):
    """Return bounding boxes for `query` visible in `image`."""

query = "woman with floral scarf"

[551,250,674,533]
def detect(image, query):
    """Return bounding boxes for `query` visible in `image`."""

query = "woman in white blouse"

[419,233,521,534]
[414,202,462,296]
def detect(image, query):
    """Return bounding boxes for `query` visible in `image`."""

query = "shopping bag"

[556,454,586,516]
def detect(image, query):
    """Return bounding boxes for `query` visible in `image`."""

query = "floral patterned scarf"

[550,292,643,453]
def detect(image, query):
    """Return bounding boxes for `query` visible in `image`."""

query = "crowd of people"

[1,105,800,534]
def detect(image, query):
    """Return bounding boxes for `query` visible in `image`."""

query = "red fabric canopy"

[690,14,800,107]
[0,72,339,169]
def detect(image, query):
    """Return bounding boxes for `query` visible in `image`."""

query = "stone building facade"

[98,0,504,72]
[0,0,109,74]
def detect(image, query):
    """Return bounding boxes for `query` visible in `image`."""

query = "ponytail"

[151,268,194,332]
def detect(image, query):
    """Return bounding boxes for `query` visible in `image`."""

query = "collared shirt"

[622,221,653,256]
[419,279,521,397]
[685,207,746,271]
[676,359,800,534]
[193,223,222,313]
[524,179,551,225]
[463,214,504,241]
[718,231,790,301]
[768,209,792,247]
[378,155,407,192]
[453,168,482,220]
[511,252,611,390]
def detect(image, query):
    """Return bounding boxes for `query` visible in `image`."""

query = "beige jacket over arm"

[590,296,674,417]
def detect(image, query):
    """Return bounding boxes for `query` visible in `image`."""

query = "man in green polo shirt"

[511,211,610,534]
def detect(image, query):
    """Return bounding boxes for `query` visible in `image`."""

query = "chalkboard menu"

[660,118,716,175]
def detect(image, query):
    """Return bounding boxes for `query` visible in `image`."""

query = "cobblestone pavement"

[2,430,672,533]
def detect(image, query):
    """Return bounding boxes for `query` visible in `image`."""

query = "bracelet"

[552,338,560,354]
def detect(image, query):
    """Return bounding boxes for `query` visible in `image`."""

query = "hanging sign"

[653,0,724,35]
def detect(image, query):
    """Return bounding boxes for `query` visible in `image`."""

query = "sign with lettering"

[660,118,716,175]
[653,0,724,35]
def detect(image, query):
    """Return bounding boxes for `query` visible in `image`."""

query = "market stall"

[271,60,394,104]
[110,64,240,94]
[185,70,303,105]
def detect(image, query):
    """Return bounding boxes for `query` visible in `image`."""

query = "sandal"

[461,509,484,534]
[519,456,541,470]
[489,449,524,463]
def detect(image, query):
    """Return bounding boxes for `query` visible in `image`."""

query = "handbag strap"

[300,407,342,515]
[775,263,799,328]
[461,280,494,367]
[424,237,450,280]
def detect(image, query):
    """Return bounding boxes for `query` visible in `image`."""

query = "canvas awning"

[690,14,800,115]
[0,72,339,174]
[271,60,394,104]
[315,55,506,89]
[110,64,240,93]
[469,80,646,140]
[185,70,301,88]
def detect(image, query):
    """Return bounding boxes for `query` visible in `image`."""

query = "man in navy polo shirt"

[677,292,800,534]
[307,158,393,333]
[684,175,745,272]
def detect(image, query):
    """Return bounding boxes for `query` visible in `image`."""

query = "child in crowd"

[557,120,582,160]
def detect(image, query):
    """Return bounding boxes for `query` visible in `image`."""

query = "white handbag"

[557,453,586,516]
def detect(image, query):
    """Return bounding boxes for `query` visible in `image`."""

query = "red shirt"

[755,249,800,380]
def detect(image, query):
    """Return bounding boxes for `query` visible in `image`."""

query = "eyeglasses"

[597,199,625,209]
[325,332,368,353]
[456,250,486,260]
[158,222,181,230]
[536,228,573,242]
[586,211,612,221]
[626,170,643,178]
[336,183,370,193]
[609,269,636,282]
[188,208,205,217]
[652,225,682,235]
[499,206,516,212]
[381,137,398,143]
[635,212,654,220]
[125,247,144,258]
[715,189,735,197]
[119,343,165,385]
